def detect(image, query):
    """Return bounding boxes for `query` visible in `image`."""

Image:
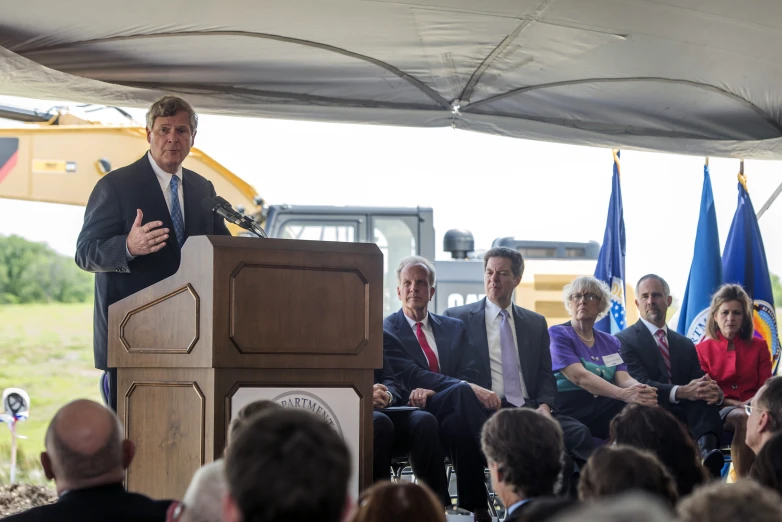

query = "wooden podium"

[107,235,383,500]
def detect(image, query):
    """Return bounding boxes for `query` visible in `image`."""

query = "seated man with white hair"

[166,461,226,522]
[4,399,171,522]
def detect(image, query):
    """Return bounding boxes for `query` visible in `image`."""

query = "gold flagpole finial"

[612,149,621,178]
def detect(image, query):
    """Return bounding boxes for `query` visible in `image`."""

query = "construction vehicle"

[0,105,638,323]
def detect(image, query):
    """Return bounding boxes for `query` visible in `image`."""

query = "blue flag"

[677,164,722,342]
[594,151,627,334]
[722,177,781,373]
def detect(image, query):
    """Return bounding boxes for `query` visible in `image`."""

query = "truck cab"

[265,204,434,316]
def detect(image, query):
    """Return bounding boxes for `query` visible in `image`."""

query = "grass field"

[0,303,100,485]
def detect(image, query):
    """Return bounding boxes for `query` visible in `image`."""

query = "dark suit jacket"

[505,497,577,522]
[76,154,231,370]
[2,483,171,522]
[382,309,479,393]
[375,346,408,405]
[443,298,557,410]
[616,320,704,406]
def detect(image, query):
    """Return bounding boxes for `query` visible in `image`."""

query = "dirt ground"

[0,484,57,518]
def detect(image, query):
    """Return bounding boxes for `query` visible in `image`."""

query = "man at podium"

[75,96,231,411]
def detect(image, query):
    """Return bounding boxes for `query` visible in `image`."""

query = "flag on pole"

[722,174,781,374]
[594,150,627,334]
[677,162,722,343]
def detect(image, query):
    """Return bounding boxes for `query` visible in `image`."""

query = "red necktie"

[415,322,440,373]
[655,329,672,383]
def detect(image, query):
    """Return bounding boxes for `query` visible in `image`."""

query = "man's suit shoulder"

[615,324,637,344]
[441,302,474,320]
[431,311,468,331]
[516,305,545,322]
[666,327,696,349]
[99,156,150,185]
[2,490,172,522]
[183,166,214,189]
[2,502,56,522]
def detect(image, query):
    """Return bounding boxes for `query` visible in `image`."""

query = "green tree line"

[773,273,782,310]
[0,235,93,304]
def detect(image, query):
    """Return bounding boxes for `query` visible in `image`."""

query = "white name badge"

[602,353,624,367]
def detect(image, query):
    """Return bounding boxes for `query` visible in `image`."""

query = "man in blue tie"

[443,247,594,493]
[383,256,496,522]
[76,96,231,411]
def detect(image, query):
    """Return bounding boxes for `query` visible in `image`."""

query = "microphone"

[201,197,268,238]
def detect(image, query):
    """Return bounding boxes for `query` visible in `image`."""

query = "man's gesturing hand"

[127,209,169,256]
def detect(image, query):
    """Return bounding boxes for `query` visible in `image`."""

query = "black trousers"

[373,410,450,506]
[426,382,490,512]
[557,391,627,440]
[666,399,723,440]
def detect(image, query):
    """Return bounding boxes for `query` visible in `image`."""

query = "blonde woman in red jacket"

[696,284,773,477]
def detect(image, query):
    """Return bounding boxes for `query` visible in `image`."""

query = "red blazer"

[696,333,773,402]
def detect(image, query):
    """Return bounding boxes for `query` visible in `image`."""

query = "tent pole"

[756,180,782,220]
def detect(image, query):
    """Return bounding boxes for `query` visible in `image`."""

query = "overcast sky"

[1,94,781,302]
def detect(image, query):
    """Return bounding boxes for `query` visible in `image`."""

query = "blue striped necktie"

[169,176,185,247]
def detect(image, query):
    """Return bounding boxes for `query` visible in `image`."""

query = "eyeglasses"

[570,293,599,303]
[745,404,766,416]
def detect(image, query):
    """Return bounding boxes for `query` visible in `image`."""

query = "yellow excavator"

[0,104,638,323]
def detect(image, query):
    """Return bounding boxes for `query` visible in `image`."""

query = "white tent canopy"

[3,0,782,158]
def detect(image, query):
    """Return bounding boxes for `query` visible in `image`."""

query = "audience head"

[481,408,564,506]
[552,492,673,522]
[749,431,782,495]
[578,446,678,508]
[678,480,782,522]
[396,255,436,314]
[349,481,445,522]
[223,408,352,522]
[226,399,283,448]
[747,376,782,454]
[635,275,672,328]
[483,247,524,307]
[40,399,132,495]
[168,460,226,522]
[706,283,754,341]
[609,404,706,496]
[562,275,612,322]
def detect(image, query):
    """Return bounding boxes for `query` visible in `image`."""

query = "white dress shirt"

[148,151,185,225]
[485,299,529,400]
[639,317,679,404]
[404,312,440,367]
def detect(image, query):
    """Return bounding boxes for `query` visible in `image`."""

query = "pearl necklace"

[575,328,594,343]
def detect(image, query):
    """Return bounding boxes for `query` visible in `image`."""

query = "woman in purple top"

[550,276,658,439]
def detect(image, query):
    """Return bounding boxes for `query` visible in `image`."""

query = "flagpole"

[738,159,748,192]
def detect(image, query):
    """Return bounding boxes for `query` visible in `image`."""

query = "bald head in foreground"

[4,399,171,522]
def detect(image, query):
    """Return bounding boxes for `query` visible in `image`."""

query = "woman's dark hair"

[749,431,782,494]
[350,481,446,522]
[609,404,707,497]
[579,445,678,508]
